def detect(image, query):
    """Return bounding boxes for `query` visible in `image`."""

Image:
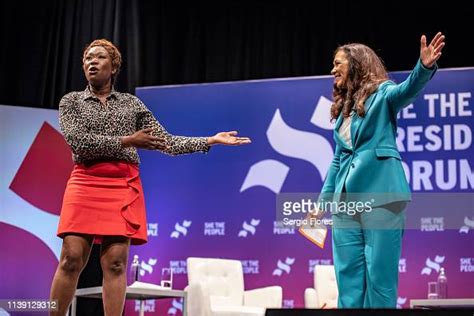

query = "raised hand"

[420,32,445,68]
[121,128,168,150]
[208,131,251,146]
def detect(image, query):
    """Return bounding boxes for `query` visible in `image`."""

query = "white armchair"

[304,264,338,308]
[185,257,282,316]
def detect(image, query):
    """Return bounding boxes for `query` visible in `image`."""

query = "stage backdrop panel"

[0,67,473,316]
[134,67,474,314]
[0,105,72,315]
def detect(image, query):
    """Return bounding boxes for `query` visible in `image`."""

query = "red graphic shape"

[9,122,73,215]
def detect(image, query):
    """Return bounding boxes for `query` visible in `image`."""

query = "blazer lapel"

[350,112,361,147]
[351,92,378,147]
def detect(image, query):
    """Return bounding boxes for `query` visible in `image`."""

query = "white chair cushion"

[187,257,245,307]
[244,286,282,308]
[186,257,282,315]
[314,265,338,308]
[304,288,319,308]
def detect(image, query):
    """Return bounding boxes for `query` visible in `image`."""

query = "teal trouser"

[332,204,406,308]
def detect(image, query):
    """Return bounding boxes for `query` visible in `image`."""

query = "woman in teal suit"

[319,32,445,308]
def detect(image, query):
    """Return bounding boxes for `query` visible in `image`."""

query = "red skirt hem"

[57,232,147,246]
[57,161,148,246]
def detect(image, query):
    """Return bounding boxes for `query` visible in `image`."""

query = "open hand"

[208,131,251,146]
[420,32,445,68]
[121,128,168,150]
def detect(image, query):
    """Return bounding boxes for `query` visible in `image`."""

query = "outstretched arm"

[385,32,446,113]
[136,100,250,155]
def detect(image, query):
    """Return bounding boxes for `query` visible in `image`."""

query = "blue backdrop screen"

[134,67,474,312]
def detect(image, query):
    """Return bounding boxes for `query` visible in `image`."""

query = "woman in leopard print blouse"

[50,39,251,316]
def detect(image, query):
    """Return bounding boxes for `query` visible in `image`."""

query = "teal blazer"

[321,59,437,206]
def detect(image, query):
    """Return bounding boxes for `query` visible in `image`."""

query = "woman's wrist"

[207,136,216,146]
[420,58,436,70]
[121,136,132,147]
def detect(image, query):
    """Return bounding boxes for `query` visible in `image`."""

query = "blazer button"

[351,163,355,168]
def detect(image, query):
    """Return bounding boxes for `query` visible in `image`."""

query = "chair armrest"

[185,283,212,316]
[244,286,282,308]
[304,288,319,308]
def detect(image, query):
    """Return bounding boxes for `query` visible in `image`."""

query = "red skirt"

[57,161,148,245]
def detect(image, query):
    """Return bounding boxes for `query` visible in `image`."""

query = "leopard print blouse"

[59,86,210,164]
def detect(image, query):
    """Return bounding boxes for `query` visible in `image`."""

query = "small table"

[71,286,187,316]
[410,298,474,309]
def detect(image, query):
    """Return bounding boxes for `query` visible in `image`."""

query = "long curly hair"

[83,39,122,84]
[330,43,388,121]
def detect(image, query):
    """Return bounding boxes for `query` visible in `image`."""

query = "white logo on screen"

[421,255,445,275]
[170,220,192,238]
[460,258,474,273]
[169,260,187,274]
[420,217,444,232]
[135,300,155,312]
[399,258,407,273]
[238,219,260,237]
[283,299,295,308]
[139,258,158,277]
[273,257,296,276]
[240,96,334,194]
[459,216,474,233]
[397,297,407,309]
[241,260,260,274]
[204,222,225,236]
[147,223,158,237]
[167,298,183,315]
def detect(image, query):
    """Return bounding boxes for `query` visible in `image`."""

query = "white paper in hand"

[298,218,328,249]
